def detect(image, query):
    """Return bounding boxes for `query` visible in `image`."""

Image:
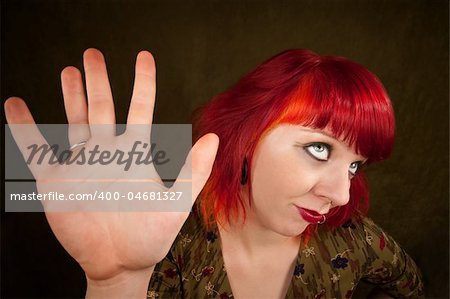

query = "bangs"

[274,58,395,163]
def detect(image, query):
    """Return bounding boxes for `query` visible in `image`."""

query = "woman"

[4,48,424,298]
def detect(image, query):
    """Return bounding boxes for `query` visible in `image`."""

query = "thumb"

[172,133,219,205]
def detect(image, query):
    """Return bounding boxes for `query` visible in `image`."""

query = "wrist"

[85,267,154,299]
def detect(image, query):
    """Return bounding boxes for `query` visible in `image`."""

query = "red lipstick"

[296,207,323,223]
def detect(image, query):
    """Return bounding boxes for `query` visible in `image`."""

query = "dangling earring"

[240,157,248,185]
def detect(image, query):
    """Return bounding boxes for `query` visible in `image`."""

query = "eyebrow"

[300,127,337,139]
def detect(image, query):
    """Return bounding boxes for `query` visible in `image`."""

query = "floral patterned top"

[147,212,424,298]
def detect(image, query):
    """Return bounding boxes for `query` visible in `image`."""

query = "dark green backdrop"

[1,0,448,298]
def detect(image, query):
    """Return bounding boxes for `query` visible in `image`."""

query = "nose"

[313,167,351,207]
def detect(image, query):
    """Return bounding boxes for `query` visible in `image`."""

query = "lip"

[296,206,323,223]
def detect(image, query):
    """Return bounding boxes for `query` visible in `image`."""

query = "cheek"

[251,145,315,202]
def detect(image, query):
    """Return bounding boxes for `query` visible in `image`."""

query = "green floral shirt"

[148,212,424,298]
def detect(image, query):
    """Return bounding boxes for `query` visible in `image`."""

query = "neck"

[219,215,301,258]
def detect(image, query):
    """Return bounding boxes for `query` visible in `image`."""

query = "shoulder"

[291,216,381,298]
[148,212,219,295]
[312,215,411,277]
[314,215,388,246]
[313,215,375,247]
[168,211,220,264]
[172,211,209,251]
[309,215,395,274]
[165,212,228,297]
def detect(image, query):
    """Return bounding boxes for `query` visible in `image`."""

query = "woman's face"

[246,124,367,236]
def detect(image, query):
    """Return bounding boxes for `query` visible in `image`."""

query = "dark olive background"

[1,0,448,298]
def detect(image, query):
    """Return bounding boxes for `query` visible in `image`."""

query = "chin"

[277,222,310,237]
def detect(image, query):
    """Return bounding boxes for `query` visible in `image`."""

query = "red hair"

[192,49,395,235]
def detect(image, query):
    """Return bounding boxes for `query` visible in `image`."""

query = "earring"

[240,157,248,185]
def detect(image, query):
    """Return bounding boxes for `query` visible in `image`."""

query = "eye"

[304,143,330,161]
[349,161,361,176]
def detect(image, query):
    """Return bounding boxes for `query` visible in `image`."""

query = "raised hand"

[4,48,219,297]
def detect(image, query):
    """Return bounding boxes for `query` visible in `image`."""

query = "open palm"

[4,48,219,282]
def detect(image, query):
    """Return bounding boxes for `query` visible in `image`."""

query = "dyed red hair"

[192,49,395,235]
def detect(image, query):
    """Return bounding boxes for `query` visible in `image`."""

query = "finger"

[127,51,156,125]
[126,51,156,139]
[61,66,91,147]
[4,97,55,178]
[172,133,219,206]
[83,48,115,136]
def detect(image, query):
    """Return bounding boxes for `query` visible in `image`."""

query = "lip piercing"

[318,214,326,224]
